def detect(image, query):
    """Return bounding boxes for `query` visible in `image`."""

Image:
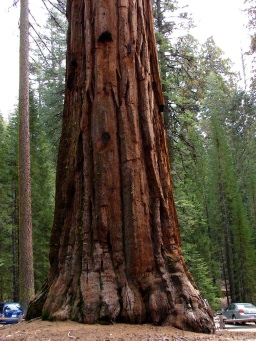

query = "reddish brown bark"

[27,0,214,333]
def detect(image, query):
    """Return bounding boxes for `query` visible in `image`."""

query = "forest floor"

[1,319,256,341]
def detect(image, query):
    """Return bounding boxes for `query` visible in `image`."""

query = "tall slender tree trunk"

[27,0,214,332]
[19,0,35,313]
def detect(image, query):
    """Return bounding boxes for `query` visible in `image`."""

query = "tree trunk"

[19,0,35,313]
[27,0,214,333]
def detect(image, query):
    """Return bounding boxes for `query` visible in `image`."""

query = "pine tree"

[153,1,222,309]
[203,72,256,303]
[29,91,56,292]
[0,114,19,301]
[30,9,67,164]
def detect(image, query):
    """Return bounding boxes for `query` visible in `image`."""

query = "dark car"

[0,302,24,324]
[222,303,256,324]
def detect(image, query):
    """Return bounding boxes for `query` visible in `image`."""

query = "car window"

[242,303,256,308]
[236,304,244,309]
[6,303,21,310]
[0,303,3,312]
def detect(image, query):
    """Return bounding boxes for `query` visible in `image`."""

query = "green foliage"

[153,0,256,306]
[29,91,56,292]
[182,243,220,310]
[30,9,67,164]
[0,91,57,299]
[0,114,19,300]
[0,3,66,301]
[202,72,256,302]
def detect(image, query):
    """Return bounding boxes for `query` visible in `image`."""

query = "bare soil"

[1,320,256,341]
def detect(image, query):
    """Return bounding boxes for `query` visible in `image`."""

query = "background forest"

[0,0,256,311]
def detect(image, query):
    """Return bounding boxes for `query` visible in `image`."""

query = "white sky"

[0,1,46,120]
[0,1,20,119]
[0,0,251,120]
[181,0,250,73]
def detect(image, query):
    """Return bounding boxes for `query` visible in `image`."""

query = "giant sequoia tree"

[27,0,214,332]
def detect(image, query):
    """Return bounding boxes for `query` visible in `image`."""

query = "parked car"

[0,302,24,324]
[222,303,256,324]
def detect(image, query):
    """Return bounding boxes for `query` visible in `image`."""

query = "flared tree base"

[27,269,215,334]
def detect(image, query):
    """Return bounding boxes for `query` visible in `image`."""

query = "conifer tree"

[30,9,67,164]
[29,91,56,292]
[203,73,256,303]
[0,114,19,300]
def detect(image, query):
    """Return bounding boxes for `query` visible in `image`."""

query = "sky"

[0,0,251,120]
[0,1,46,120]
[0,1,20,119]
[181,0,250,73]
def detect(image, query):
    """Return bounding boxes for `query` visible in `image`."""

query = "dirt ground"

[1,319,256,341]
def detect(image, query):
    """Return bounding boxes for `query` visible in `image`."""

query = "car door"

[225,304,234,319]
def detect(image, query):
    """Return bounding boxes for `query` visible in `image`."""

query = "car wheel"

[232,315,237,325]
